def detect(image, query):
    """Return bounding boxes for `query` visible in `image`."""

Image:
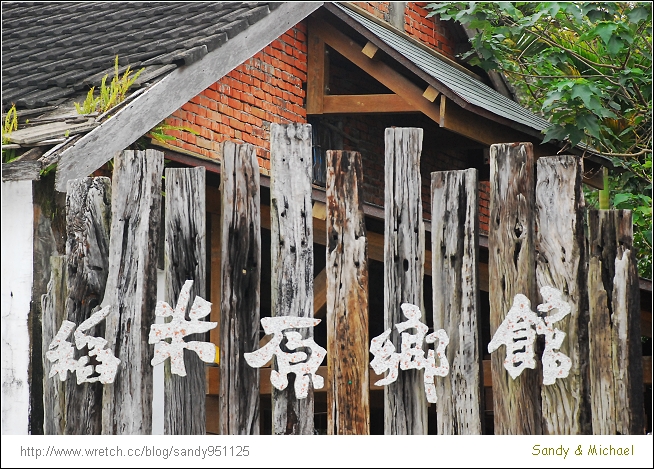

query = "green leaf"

[627,6,650,24]
[607,35,624,56]
[594,22,618,45]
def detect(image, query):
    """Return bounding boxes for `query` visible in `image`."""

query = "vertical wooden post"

[535,156,591,434]
[42,255,67,435]
[102,149,163,435]
[588,210,644,434]
[219,142,261,435]
[163,166,207,435]
[270,123,315,435]
[431,169,482,435]
[325,150,369,435]
[488,142,541,435]
[307,17,327,115]
[63,177,112,434]
[384,127,426,435]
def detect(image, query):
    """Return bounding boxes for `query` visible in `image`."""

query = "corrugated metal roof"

[334,3,552,134]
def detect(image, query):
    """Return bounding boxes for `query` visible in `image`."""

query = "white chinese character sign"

[46,305,120,384]
[149,280,217,376]
[488,286,572,385]
[369,303,450,403]
[244,317,327,398]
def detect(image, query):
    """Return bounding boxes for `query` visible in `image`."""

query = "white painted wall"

[1,180,33,434]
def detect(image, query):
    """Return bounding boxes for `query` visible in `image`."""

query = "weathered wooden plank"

[219,142,261,435]
[30,177,66,435]
[54,3,322,192]
[588,210,644,435]
[102,149,163,435]
[488,142,542,435]
[535,156,591,435]
[384,127,427,435]
[164,167,207,435]
[269,123,315,435]
[63,177,112,434]
[8,121,97,145]
[322,94,416,114]
[431,169,482,435]
[42,255,67,435]
[325,150,369,435]
[2,160,42,181]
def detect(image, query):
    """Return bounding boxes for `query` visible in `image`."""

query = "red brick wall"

[352,1,389,20]
[353,2,458,60]
[404,2,456,59]
[164,22,308,173]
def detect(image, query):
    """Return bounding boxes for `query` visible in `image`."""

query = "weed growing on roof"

[2,104,19,163]
[75,55,144,115]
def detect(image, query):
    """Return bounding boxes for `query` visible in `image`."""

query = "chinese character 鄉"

[244,316,326,399]
[369,303,449,403]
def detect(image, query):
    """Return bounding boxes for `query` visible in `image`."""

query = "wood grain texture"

[431,169,483,435]
[41,255,67,435]
[535,156,591,435]
[383,127,427,435]
[488,142,542,435]
[164,167,207,435]
[326,150,369,435]
[269,123,315,435]
[102,150,163,435]
[322,94,415,114]
[588,210,644,434]
[219,142,261,435]
[63,177,112,434]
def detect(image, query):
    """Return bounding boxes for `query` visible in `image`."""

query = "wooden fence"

[42,127,645,435]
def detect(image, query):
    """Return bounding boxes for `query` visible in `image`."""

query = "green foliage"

[427,1,652,278]
[2,104,19,163]
[133,121,200,150]
[75,55,144,115]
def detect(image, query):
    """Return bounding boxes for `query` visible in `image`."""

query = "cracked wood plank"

[326,150,369,435]
[431,169,482,435]
[588,210,644,434]
[270,123,315,435]
[164,167,207,435]
[535,156,591,435]
[219,142,261,435]
[63,177,112,434]
[42,255,67,435]
[383,127,426,435]
[488,142,542,435]
[102,150,163,435]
